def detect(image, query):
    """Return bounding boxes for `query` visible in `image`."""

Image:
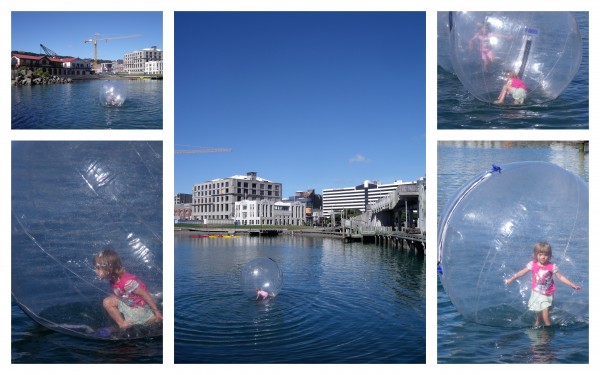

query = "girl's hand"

[154,310,163,321]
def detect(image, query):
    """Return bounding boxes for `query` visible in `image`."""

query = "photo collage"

[3,0,593,371]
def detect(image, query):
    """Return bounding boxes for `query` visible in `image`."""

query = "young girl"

[505,242,581,326]
[468,23,495,71]
[94,249,163,329]
[256,288,270,301]
[468,23,512,72]
[494,71,528,105]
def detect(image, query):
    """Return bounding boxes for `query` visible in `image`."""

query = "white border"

[3,0,595,372]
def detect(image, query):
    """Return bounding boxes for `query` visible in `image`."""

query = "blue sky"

[11,12,162,60]
[175,12,425,197]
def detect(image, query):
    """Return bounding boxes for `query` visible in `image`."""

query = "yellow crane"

[84,33,142,68]
[175,146,232,154]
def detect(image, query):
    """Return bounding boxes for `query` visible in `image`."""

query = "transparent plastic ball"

[12,141,163,339]
[448,12,582,104]
[99,81,127,107]
[240,258,283,299]
[437,11,454,74]
[438,162,588,327]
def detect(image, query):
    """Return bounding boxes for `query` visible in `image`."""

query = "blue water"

[174,234,426,363]
[11,79,162,129]
[437,142,589,363]
[12,300,162,363]
[437,12,588,129]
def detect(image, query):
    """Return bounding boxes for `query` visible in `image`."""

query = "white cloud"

[349,154,371,164]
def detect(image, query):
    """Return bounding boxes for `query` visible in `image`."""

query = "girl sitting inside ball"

[504,242,581,327]
[94,249,163,329]
[256,288,272,300]
[494,71,528,105]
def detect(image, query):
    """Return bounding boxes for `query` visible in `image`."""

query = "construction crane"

[175,146,232,154]
[40,44,58,57]
[83,33,142,68]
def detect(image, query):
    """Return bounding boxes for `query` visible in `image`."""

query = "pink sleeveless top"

[527,261,557,295]
[511,77,528,90]
[111,273,147,308]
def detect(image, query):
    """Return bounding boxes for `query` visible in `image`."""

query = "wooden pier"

[344,230,425,254]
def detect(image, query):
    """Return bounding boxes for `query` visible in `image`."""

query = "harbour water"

[11,79,162,129]
[11,300,162,363]
[174,233,426,363]
[437,12,588,129]
[437,141,589,363]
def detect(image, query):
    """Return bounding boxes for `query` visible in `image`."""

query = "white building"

[100,62,113,73]
[322,180,413,217]
[192,172,282,221]
[58,57,92,71]
[124,46,163,74]
[145,60,163,75]
[235,199,306,226]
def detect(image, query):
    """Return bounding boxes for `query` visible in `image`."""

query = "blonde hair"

[94,249,125,283]
[532,242,553,260]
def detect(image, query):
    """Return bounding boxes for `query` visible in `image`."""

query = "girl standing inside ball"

[468,23,512,72]
[505,242,581,327]
[94,249,163,329]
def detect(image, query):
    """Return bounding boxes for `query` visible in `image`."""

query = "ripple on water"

[174,236,426,363]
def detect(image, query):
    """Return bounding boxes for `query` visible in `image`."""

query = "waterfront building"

[100,62,113,73]
[175,193,192,205]
[235,199,306,226]
[111,59,125,74]
[322,180,413,217]
[11,53,93,76]
[192,172,282,222]
[145,60,163,75]
[283,189,322,226]
[124,46,162,74]
[174,203,193,221]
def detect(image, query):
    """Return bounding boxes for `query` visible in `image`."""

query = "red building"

[12,53,93,76]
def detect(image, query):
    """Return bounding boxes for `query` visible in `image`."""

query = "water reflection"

[526,327,557,363]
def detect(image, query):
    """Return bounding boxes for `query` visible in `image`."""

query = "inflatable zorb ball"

[241,258,283,299]
[99,81,127,107]
[448,12,582,104]
[438,162,588,327]
[12,141,163,340]
[437,12,454,74]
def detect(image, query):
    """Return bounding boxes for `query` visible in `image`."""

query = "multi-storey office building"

[175,193,192,205]
[124,46,162,74]
[322,180,412,217]
[192,172,282,221]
